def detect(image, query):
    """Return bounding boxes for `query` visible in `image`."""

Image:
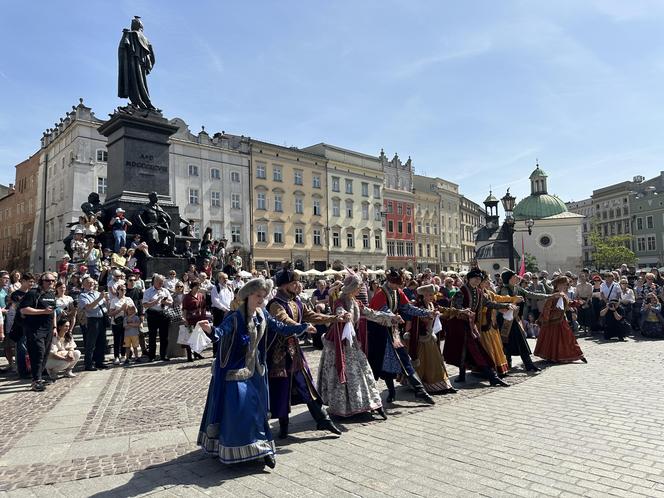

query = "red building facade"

[380,150,415,271]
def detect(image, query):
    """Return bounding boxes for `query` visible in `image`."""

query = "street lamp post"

[500,189,535,271]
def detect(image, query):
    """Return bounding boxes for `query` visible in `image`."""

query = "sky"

[2,0,664,209]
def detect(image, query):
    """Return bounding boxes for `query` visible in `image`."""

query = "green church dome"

[513,194,567,220]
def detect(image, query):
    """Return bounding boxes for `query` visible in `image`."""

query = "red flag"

[518,235,526,277]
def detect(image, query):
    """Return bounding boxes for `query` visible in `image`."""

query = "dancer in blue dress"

[197,278,314,469]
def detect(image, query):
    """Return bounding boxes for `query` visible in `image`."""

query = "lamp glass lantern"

[501,188,516,225]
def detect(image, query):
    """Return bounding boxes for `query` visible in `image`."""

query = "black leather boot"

[307,400,342,435]
[486,368,509,387]
[264,454,276,469]
[278,417,289,439]
[408,373,435,405]
[457,367,466,382]
[525,361,541,372]
[385,378,396,403]
[375,406,388,420]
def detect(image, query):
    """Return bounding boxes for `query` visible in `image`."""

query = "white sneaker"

[65,369,76,378]
[113,358,120,365]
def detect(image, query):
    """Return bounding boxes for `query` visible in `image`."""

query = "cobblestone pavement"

[1,335,664,497]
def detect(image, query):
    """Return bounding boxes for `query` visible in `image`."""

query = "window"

[256,163,266,179]
[417,222,422,233]
[426,244,431,258]
[313,175,321,189]
[397,221,403,233]
[406,242,414,257]
[295,227,304,244]
[210,168,221,180]
[188,164,199,176]
[189,189,199,205]
[647,216,654,229]
[332,232,340,247]
[396,241,405,256]
[345,179,353,194]
[387,202,393,214]
[362,233,370,249]
[211,222,223,240]
[406,206,411,216]
[648,235,656,251]
[387,241,395,256]
[96,149,108,162]
[434,245,439,258]
[313,199,321,216]
[332,199,340,217]
[373,185,381,198]
[231,225,241,243]
[375,205,382,221]
[362,182,369,197]
[211,191,221,207]
[295,197,304,214]
[418,243,423,257]
[294,170,303,185]
[637,237,646,252]
[388,220,394,232]
[433,224,438,235]
[97,177,107,195]
[346,200,353,218]
[273,166,282,181]
[274,194,283,212]
[397,203,403,215]
[231,171,241,183]
[231,193,241,209]
[375,234,382,249]
[274,224,284,243]
[362,203,369,220]
[313,229,322,246]
[332,177,340,192]
[257,224,267,243]
[539,235,552,247]
[636,217,643,230]
[347,231,354,247]
[257,192,266,210]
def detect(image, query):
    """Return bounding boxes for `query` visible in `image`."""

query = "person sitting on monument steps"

[109,208,132,253]
[136,192,178,257]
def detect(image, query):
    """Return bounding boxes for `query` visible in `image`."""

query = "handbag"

[187,324,212,353]
[164,305,184,324]
[177,324,190,345]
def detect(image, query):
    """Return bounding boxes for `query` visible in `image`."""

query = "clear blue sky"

[2,0,664,208]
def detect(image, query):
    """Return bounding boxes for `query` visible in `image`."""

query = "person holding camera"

[110,208,132,253]
[639,292,664,339]
[19,272,57,391]
[600,298,628,341]
[142,274,173,361]
[78,277,109,370]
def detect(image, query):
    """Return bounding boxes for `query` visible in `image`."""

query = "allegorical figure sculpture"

[136,192,177,256]
[118,16,156,110]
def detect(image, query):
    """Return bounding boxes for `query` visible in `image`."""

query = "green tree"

[524,253,539,273]
[589,232,637,270]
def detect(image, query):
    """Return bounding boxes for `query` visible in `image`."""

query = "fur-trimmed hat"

[416,284,439,295]
[237,277,274,301]
[274,263,299,287]
[501,269,517,285]
[341,274,363,295]
[386,268,404,285]
[466,268,485,280]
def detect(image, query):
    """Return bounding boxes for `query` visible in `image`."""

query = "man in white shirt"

[142,274,173,361]
[210,271,234,326]
[600,272,621,303]
[230,274,245,292]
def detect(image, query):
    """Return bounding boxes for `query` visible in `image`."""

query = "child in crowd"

[123,304,141,364]
[523,312,540,338]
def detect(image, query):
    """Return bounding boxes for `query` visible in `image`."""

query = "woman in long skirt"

[318,274,395,419]
[534,276,586,363]
[406,284,462,394]
[197,278,311,469]
[479,276,519,377]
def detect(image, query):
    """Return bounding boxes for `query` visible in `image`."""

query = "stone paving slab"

[1,336,662,496]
